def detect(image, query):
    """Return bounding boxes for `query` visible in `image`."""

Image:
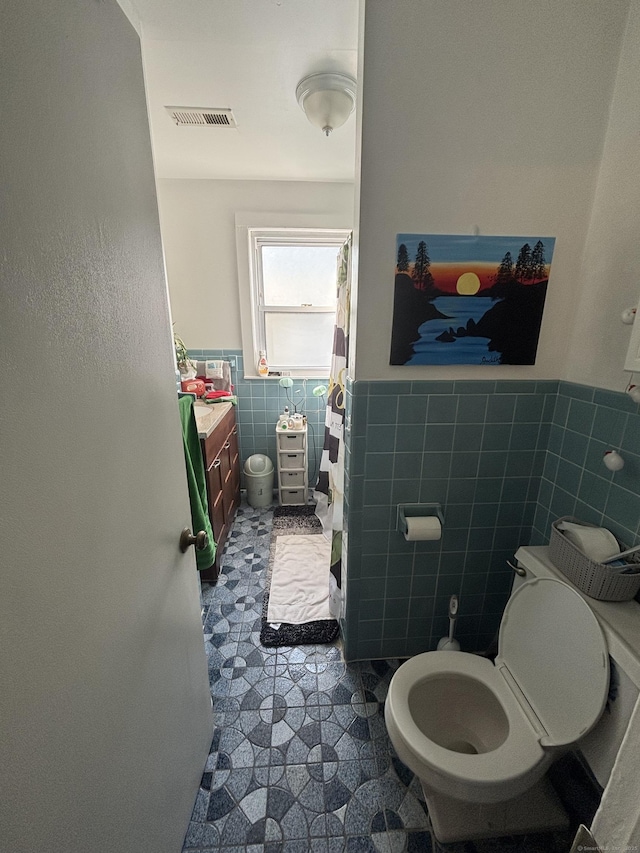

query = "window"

[238,224,350,377]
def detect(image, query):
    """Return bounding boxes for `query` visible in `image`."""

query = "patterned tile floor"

[183,503,573,853]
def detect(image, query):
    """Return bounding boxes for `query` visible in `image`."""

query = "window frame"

[236,213,351,379]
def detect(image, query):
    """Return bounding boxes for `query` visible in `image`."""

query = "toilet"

[385,575,610,842]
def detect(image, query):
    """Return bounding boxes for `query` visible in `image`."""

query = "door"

[0,3,212,852]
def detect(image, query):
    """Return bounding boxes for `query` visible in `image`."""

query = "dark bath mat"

[272,504,319,522]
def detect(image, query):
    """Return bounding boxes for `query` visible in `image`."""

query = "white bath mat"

[267,534,332,624]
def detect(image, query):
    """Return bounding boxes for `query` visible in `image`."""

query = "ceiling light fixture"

[295,72,357,137]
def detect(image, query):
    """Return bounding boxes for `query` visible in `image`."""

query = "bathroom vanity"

[193,402,240,582]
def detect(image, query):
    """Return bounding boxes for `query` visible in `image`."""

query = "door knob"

[179,527,209,553]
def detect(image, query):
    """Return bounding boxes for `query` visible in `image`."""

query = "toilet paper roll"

[558,521,619,563]
[404,516,442,541]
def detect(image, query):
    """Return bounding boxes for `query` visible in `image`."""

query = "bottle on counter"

[278,406,290,428]
[257,350,269,377]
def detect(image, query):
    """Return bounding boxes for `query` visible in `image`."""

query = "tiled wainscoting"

[183,359,640,664]
[531,383,640,547]
[187,349,327,489]
[342,379,640,662]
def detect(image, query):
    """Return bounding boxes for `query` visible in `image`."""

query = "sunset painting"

[390,233,556,366]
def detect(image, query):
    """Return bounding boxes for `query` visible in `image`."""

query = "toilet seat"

[385,577,609,803]
[496,577,609,747]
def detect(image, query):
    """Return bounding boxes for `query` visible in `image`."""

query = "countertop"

[192,401,233,439]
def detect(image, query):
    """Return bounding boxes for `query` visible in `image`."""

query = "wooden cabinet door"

[220,439,233,519]
[199,407,241,584]
[212,490,225,546]
[206,458,225,543]
[229,426,240,497]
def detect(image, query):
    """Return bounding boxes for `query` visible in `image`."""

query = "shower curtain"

[314,235,351,620]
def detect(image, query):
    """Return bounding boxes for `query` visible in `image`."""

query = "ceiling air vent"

[165,106,237,128]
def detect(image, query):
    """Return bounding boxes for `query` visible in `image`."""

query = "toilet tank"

[514,546,640,788]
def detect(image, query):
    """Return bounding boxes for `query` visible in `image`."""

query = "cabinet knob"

[179,528,209,553]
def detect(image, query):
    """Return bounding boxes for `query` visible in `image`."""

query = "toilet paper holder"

[397,503,444,536]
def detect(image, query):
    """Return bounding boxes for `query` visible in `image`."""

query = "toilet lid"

[497,577,609,748]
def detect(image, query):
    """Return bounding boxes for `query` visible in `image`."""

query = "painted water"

[407,295,503,365]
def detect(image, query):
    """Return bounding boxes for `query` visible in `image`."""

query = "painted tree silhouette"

[397,243,410,272]
[494,251,514,286]
[514,243,533,282]
[489,251,515,299]
[530,240,547,281]
[412,241,434,291]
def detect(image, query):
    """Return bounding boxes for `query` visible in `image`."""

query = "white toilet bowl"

[385,650,550,804]
[385,577,609,814]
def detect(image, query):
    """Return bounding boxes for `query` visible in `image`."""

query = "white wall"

[565,1,640,391]
[157,179,354,348]
[354,0,630,381]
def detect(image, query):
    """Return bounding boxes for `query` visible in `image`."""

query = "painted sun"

[456,272,481,295]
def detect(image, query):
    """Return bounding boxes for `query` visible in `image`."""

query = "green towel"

[178,396,216,571]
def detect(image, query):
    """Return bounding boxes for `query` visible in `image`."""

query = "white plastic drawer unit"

[281,488,306,505]
[275,423,308,507]
[279,451,305,470]
[277,432,305,451]
[280,469,305,487]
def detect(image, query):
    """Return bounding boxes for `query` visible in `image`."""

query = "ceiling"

[125,0,359,182]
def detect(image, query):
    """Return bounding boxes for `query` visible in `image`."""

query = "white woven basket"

[549,517,640,602]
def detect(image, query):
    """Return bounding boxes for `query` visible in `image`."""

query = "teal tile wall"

[342,379,558,661]
[531,382,640,548]
[342,377,640,662]
[187,349,328,487]
[186,357,640,663]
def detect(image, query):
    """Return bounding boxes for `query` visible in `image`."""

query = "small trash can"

[244,454,274,509]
